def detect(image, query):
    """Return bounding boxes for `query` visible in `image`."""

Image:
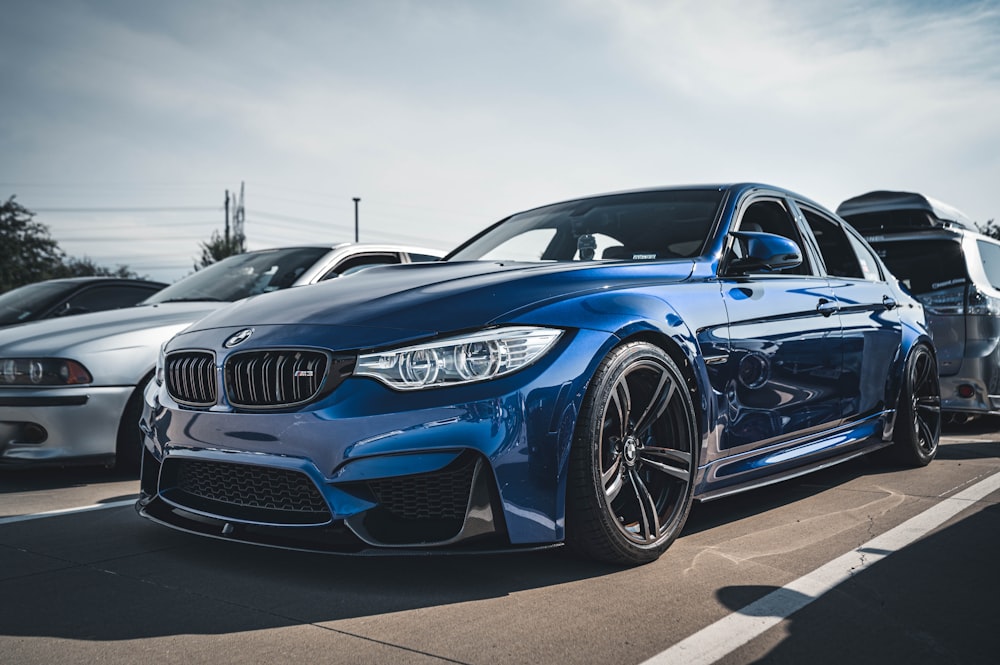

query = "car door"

[716,195,844,451]
[794,201,902,422]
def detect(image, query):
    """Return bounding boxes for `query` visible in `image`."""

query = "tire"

[566,341,698,566]
[890,344,941,467]
[114,375,151,474]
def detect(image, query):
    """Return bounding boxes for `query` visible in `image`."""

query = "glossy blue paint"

[137,183,935,558]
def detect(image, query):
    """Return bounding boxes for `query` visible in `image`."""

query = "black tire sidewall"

[566,341,697,565]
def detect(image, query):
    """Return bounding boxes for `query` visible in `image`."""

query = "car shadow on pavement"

[0,507,629,642]
[713,501,999,664]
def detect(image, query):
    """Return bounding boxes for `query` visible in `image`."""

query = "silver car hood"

[0,302,223,385]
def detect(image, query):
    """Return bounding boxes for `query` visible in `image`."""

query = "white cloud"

[1,0,998,282]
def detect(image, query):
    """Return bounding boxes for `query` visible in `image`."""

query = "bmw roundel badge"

[224,328,254,348]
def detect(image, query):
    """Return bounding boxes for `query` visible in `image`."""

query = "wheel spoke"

[916,417,936,451]
[632,367,675,437]
[627,468,660,542]
[610,377,632,441]
[915,355,934,392]
[916,398,940,413]
[639,446,692,483]
[602,455,624,502]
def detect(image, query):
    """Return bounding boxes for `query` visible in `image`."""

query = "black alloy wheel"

[891,344,941,467]
[567,341,698,566]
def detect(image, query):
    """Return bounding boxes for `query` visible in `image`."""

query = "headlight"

[0,358,92,386]
[355,326,563,390]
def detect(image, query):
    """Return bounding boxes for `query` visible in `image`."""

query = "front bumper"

[0,386,132,465]
[136,328,612,553]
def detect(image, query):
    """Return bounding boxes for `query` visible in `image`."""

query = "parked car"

[0,243,444,470]
[137,184,940,566]
[0,277,167,328]
[837,190,1000,419]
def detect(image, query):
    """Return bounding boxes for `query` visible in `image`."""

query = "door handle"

[817,298,838,317]
[882,295,897,310]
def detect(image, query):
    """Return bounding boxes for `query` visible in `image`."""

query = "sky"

[1,0,998,283]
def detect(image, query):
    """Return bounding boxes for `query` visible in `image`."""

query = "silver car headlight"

[355,326,563,390]
[0,358,93,386]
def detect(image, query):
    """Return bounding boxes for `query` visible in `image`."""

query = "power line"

[33,206,218,213]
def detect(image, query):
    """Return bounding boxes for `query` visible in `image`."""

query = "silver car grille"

[165,351,217,407]
[225,349,329,409]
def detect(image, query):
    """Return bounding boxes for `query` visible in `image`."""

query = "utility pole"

[234,181,245,248]
[224,189,231,246]
[353,197,361,243]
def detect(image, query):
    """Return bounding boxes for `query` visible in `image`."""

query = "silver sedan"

[0,243,443,470]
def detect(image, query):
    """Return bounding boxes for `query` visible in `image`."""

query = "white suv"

[838,191,1000,420]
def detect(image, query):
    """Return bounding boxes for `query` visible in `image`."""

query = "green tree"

[195,228,246,270]
[0,196,65,292]
[0,197,142,292]
[52,256,142,279]
[977,219,999,240]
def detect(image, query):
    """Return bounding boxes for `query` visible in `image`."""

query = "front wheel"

[114,375,151,474]
[566,342,698,566]
[890,344,941,467]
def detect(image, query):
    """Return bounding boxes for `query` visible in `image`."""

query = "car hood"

[0,301,224,356]
[177,260,695,347]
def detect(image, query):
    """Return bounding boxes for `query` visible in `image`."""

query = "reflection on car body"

[137,184,941,565]
[838,190,1000,419]
[0,244,444,470]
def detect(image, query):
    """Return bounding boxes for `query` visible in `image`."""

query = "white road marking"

[0,498,136,525]
[641,470,1000,665]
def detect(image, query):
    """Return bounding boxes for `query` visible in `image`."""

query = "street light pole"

[353,197,360,243]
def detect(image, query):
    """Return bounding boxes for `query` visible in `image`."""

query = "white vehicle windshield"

[143,247,331,304]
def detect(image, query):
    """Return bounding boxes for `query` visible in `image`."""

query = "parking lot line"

[0,498,136,526]
[640,469,1000,665]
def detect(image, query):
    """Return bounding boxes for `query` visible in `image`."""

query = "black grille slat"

[225,349,329,409]
[165,351,217,407]
[160,458,332,525]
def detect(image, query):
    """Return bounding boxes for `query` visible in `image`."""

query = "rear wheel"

[890,345,940,466]
[566,342,697,566]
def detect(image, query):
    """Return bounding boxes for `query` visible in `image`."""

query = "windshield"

[0,281,73,325]
[143,247,332,304]
[447,189,725,262]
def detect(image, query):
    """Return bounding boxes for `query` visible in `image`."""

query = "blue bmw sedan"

[137,184,941,565]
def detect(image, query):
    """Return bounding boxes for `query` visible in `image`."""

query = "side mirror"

[726,231,802,274]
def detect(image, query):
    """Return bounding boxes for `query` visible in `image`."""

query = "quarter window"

[320,253,401,280]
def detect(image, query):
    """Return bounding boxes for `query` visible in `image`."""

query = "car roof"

[22,276,167,286]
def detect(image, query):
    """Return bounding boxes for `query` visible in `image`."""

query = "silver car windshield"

[447,189,725,263]
[143,247,331,304]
